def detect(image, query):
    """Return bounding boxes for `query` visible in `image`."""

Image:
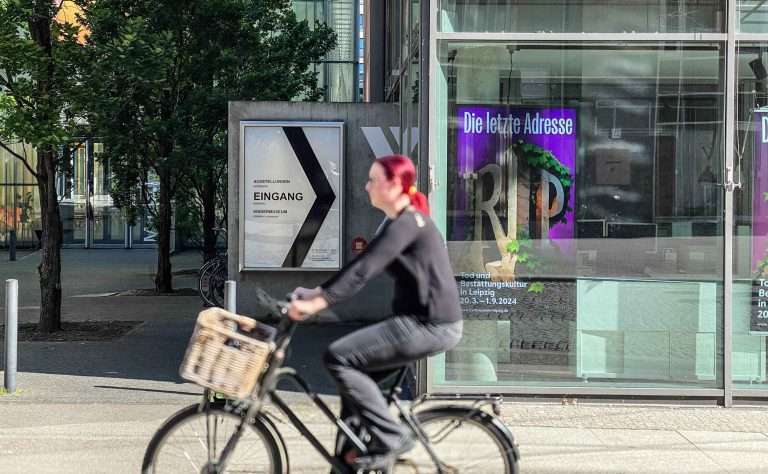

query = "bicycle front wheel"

[142,404,282,474]
[395,406,519,474]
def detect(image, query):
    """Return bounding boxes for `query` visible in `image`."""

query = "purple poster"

[450,105,577,320]
[452,105,576,246]
[752,113,768,333]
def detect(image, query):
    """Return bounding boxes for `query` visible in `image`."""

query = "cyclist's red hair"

[376,155,429,215]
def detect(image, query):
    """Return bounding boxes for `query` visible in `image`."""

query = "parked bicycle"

[198,228,227,308]
[198,253,226,307]
[141,292,520,473]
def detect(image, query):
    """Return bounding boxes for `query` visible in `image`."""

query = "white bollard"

[224,280,236,313]
[4,279,18,393]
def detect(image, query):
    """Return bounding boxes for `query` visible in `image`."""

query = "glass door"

[60,141,128,248]
[61,144,89,247]
[91,144,127,247]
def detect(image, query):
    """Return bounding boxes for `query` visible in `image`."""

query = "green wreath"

[511,140,573,225]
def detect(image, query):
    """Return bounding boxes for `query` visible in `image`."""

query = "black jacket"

[320,208,462,324]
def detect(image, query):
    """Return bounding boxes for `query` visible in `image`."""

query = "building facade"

[391,1,768,405]
[0,141,157,249]
[294,0,365,102]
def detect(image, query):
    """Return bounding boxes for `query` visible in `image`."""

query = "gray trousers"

[324,316,463,454]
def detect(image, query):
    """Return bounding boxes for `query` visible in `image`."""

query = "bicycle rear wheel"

[142,404,282,474]
[394,406,519,474]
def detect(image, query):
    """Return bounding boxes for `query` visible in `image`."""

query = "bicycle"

[198,228,227,308]
[142,294,520,473]
[198,253,226,307]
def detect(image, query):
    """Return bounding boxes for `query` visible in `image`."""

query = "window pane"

[433,42,724,389]
[739,1,768,33]
[439,1,725,33]
[1,143,40,248]
[327,63,355,102]
[733,43,768,388]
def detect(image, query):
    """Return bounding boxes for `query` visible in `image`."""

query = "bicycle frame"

[198,314,468,474]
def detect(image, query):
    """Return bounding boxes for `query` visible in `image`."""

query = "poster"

[450,106,577,319]
[239,122,343,270]
[752,112,768,333]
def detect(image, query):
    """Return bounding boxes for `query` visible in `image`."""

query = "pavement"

[0,249,767,473]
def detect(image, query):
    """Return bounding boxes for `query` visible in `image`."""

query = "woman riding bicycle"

[287,154,463,470]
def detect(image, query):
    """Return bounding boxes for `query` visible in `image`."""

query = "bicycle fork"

[200,393,265,474]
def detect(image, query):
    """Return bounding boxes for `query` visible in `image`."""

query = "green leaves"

[528,282,545,294]
[514,139,572,186]
[0,0,89,152]
[512,140,573,226]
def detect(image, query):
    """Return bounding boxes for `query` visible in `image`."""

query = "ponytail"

[405,184,430,215]
[377,155,430,215]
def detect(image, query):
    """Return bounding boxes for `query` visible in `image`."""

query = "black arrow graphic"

[282,127,337,267]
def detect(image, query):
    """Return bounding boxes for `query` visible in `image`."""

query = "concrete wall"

[228,101,399,321]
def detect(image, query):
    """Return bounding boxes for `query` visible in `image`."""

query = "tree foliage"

[76,0,335,288]
[0,1,88,168]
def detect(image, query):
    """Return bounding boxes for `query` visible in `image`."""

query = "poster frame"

[238,120,344,272]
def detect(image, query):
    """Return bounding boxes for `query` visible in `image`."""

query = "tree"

[0,0,88,333]
[77,0,335,290]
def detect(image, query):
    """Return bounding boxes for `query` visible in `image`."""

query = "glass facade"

[0,143,41,248]
[440,1,726,33]
[294,0,363,102]
[420,0,768,401]
[1,139,146,249]
[58,142,130,247]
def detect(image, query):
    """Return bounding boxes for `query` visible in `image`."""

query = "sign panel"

[239,122,343,270]
[752,112,768,333]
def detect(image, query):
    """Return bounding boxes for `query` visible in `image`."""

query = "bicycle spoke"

[146,407,276,474]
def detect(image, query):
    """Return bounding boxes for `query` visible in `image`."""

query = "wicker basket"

[180,308,276,400]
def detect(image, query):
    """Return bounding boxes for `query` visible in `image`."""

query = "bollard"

[4,279,18,393]
[8,230,16,262]
[224,280,236,313]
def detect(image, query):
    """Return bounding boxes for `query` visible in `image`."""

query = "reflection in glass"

[434,42,724,389]
[294,0,359,101]
[440,1,724,33]
[739,1,768,33]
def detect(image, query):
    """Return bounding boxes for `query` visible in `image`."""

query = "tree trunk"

[201,169,217,262]
[155,169,174,293]
[36,147,63,333]
[29,9,62,333]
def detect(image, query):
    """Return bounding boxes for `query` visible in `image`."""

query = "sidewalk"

[1,250,768,472]
[2,388,768,473]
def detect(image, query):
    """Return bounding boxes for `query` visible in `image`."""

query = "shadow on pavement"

[2,249,372,397]
[15,317,362,395]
